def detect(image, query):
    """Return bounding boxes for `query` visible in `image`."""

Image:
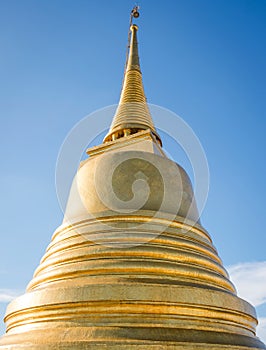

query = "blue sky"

[0,0,266,341]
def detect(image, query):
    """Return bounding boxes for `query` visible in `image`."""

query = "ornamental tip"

[131,5,140,19]
[130,24,139,31]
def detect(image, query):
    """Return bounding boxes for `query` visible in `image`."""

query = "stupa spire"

[103,12,162,145]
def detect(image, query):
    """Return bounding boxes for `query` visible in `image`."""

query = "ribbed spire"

[103,24,162,145]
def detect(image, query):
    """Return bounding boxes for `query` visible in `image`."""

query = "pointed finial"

[124,5,140,74]
[103,7,162,145]
[126,24,140,72]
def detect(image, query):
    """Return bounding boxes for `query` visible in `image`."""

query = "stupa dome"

[63,148,200,225]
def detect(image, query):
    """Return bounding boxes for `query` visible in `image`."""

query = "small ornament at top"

[131,5,140,19]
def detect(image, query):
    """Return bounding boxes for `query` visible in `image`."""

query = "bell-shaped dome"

[63,148,199,225]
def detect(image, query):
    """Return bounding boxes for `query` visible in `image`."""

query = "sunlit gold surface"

[0,17,265,350]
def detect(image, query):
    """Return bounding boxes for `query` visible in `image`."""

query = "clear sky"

[0,0,266,342]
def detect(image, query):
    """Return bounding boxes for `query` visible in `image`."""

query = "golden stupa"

[0,8,265,350]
